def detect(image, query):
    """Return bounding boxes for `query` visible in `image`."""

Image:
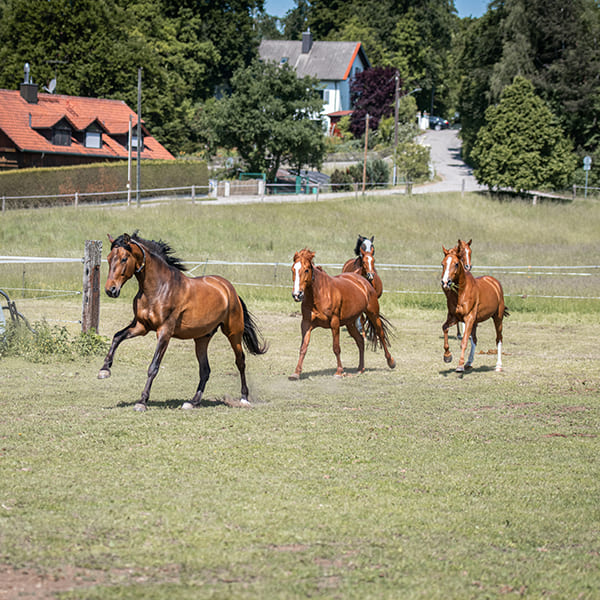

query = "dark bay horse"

[289,248,395,379]
[441,245,508,372]
[98,232,267,411]
[342,235,383,297]
[442,239,472,339]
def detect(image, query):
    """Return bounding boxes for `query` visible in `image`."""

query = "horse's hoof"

[388,358,396,369]
[133,403,147,412]
[181,401,196,410]
[455,365,465,373]
[465,364,473,371]
[98,369,111,379]
[444,354,452,363]
[240,398,251,407]
[495,366,503,372]
[334,372,344,379]
[288,373,300,381]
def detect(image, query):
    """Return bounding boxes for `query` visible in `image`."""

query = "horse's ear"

[123,233,130,243]
[467,239,472,246]
[370,236,374,243]
[442,245,449,254]
[107,234,114,244]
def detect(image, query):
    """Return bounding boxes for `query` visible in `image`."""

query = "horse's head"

[441,245,462,291]
[291,248,315,302]
[105,233,146,298]
[457,238,472,272]
[359,238,376,282]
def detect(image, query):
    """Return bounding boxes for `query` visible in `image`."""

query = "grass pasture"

[1,192,599,598]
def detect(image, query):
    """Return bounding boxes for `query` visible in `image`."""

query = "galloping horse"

[442,239,472,339]
[441,245,508,372]
[342,235,383,297]
[289,248,395,379]
[98,232,267,411]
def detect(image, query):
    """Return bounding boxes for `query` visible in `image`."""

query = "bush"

[330,158,390,190]
[0,160,208,209]
[0,320,108,362]
[395,142,431,182]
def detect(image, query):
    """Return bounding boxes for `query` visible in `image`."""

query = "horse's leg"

[182,334,213,409]
[331,316,345,377]
[456,316,475,372]
[135,330,172,411]
[229,332,251,404]
[493,315,504,372]
[289,319,313,380]
[346,320,365,373]
[442,312,457,363]
[365,310,396,369]
[465,324,477,369]
[98,319,147,379]
[456,322,464,339]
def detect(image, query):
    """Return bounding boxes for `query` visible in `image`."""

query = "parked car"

[429,115,450,130]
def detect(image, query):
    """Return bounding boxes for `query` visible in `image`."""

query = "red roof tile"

[0,88,174,161]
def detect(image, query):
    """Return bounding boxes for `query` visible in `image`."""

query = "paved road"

[413,128,487,194]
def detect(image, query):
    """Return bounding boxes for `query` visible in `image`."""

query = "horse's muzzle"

[366,272,374,282]
[105,285,121,298]
[441,280,450,291]
[292,291,304,302]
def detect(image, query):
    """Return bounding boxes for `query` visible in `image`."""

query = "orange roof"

[0,88,174,160]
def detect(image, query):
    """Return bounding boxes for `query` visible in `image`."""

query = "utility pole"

[362,113,369,194]
[136,67,142,208]
[393,72,400,186]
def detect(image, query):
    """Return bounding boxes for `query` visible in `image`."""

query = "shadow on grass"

[439,364,497,378]
[114,396,244,410]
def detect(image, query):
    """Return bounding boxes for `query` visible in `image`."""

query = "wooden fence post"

[82,240,102,333]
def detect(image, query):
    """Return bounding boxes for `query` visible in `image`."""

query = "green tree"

[194,60,325,182]
[471,76,576,192]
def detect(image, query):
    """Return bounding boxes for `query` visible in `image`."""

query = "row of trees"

[1,0,599,190]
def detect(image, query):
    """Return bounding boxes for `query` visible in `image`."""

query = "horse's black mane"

[353,234,374,256]
[112,231,188,272]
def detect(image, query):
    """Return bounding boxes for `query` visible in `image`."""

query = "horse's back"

[175,275,243,338]
[342,257,360,274]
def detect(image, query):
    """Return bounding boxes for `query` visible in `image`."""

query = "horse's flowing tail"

[503,307,510,318]
[364,312,394,351]
[239,297,268,355]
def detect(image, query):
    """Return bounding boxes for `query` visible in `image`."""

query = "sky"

[264,0,488,19]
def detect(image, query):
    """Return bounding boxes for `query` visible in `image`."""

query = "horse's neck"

[135,253,174,296]
[310,265,331,302]
[456,263,475,297]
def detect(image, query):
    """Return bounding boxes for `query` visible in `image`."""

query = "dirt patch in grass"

[0,564,181,599]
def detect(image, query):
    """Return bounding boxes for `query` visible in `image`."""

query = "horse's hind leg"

[365,310,396,369]
[227,332,251,404]
[346,320,365,373]
[493,315,504,372]
[182,334,213,410]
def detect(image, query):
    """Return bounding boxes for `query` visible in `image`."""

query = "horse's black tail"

[364,312,394,351]
[503,307,510,318]
[240,297,268,355]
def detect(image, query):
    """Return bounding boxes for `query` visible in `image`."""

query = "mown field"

[1,192,599,599]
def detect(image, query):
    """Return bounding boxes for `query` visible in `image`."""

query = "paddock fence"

[2,249,599,332]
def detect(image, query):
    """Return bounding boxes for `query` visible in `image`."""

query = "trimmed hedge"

[0,160,208,209]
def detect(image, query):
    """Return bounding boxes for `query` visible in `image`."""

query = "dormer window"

[85,124,102,149]
[53,122,71,146]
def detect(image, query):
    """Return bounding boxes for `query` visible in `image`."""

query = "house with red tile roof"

[259,30,370,136]
[0,83,174,170]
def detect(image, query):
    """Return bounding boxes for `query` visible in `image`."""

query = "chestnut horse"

[289,248,395,379]
[441,245,508,372]
[341,235,383,297]
[98,232,267,411]
[442,239,472,339]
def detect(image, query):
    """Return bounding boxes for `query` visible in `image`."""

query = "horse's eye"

[121,257,128,264]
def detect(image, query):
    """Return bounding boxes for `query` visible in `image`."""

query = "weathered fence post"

[191,184,196,204]
[82,240,102,333]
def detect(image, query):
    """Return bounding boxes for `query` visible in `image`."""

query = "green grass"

[1,192,599,598]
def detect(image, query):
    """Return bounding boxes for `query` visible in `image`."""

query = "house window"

[280,57,289,65]
[53,125,71,146]
[323,90,330,104]
[85,130,102,149]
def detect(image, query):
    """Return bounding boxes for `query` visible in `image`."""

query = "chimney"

[20,82,39,104]
[20,63,38,103]
[302,29,313,54]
